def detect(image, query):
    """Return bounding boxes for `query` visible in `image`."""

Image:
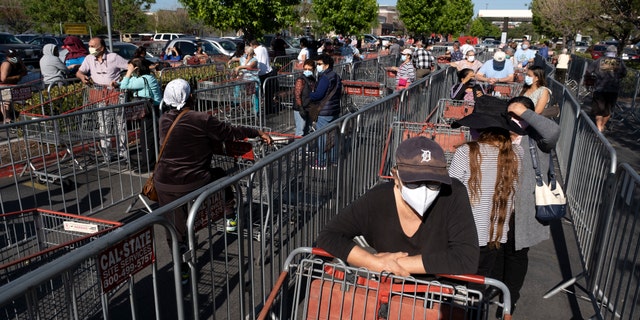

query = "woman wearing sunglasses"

[317,136,479,277]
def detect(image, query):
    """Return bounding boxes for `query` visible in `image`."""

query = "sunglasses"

[403,181,441,191]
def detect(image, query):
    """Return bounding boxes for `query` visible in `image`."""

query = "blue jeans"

[294,110,310,137]
[316,114,339,165]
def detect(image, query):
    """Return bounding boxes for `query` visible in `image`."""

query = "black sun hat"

[452,95,527,135]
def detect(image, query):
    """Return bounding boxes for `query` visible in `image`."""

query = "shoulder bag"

[307,81,339,122]
[142,108,189,201]
[529,137,566,223]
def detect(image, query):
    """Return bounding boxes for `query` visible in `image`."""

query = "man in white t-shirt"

[250,40,273,82]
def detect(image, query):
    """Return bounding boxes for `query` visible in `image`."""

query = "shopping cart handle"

[311,247,333,258]
[436,274,486,284]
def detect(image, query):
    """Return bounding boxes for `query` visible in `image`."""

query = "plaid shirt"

[412,48,434,69]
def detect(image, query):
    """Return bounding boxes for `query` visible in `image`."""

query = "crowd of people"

[1,30,630,316]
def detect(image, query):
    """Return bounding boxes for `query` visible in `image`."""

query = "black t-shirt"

[317,181,480,275]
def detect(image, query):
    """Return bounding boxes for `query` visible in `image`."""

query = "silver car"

[202,37,237,57]
[574,41,589,53]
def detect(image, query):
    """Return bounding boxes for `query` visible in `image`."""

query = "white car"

[574,41,589,53]
[202,37,238,57]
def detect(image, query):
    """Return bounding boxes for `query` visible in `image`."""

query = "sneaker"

[225,216,238,232]
[181,262,190,285]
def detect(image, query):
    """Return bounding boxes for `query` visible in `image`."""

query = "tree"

[468,17,500,38]
[591,0,640,51]
[436,0,474,39]
[179,0,299,41]
[0,0,34,34]
[24,0,86,33]
[312,0,378,36]
[396,0,446,36]
[531,0,598,50]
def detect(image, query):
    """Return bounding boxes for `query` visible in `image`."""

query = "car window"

[202,42,220,55]
[29,38,42,45]
[113,45,136,60]
[0,34,24,44]
[177,42,195,55]
[162,34,170,41]
[217,40,236,52]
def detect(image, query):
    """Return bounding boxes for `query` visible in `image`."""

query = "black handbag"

[529,137,567,223]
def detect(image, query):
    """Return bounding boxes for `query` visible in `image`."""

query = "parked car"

[475,39,501,53]
[153,33,185,42]
[588,44,608,60]
[573,41,589,53]
[15,34,40,43]
[202,37,237,57]
[161,38,228,63]
[622,47,640,61]
[28,36,66,48]
[261,34,300,56]
[0,33,43,67]
[110,42,158,63]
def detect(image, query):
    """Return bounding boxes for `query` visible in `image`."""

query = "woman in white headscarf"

[154,79,272,242]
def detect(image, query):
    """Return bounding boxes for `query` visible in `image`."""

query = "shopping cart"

[478,82,523,100]
[0,208,122,283]
[0,209,122,320]
[342,80,386,112]
[258,247,512,320]
[430,99,475,125]
[379,121,470,180]
[209,134,300,242]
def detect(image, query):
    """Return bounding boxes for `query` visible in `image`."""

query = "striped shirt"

[449,143,523,246]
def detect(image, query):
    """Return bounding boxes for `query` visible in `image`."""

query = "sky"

[150,0,531,13]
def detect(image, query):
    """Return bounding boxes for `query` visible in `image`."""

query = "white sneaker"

[225,216,238,232]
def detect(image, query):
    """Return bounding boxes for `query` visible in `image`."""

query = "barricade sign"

[99,227,155,293]
[10,86,33,101]
[195,191,225,231]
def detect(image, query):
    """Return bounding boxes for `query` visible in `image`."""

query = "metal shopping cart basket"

[430,99,475,125]
[478,82,523,100]
[342,80,386,112]
[0,209,122,320]
[0,208,122,284]
[379,121,471,180]
[208,133,300,242]
[258,247,512,320]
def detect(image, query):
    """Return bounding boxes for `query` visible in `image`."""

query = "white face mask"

[401,185,440,216]
[89,47,99,56]
[522,44,529,50]
[400,55,407,62]
[467,56,475,62]
[316,65,324,73]
[524,75,534,85]
[303,70,313,77]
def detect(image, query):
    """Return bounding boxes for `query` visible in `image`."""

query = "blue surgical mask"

[400,55,407,62]
[316,65,324,73]
[303,70,313,77]
[524,75,534,86]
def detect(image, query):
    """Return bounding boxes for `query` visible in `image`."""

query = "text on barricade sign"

[98,227,155,293]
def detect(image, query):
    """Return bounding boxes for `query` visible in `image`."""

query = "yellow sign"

[64,23,89,35]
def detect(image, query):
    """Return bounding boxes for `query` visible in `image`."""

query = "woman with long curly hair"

[449,95,525,277]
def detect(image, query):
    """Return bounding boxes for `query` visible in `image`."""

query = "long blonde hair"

[466,129,519,249]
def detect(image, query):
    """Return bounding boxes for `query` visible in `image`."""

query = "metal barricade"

[262,74,297,133]
[0,206,187,320]
[193,80,263,129]
[351,58,382,82]
[586,163,640,319]
[272,55,298,73]
[341,80,386,110]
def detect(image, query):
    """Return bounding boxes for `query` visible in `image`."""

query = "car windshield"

[217,40,236,52]
[112,44,137,60]
[0,34,24,44]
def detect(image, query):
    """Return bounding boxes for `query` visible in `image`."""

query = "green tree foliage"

[468,17,500,38]
[179,0,299,41]
[24,0,87,33]
[24,0,154,34]
[312,0,378,36]
[0,0,34,34]
[591,0,640,51]
[397,0,446,36]
[436,0,474,38]
[531,0,597,48]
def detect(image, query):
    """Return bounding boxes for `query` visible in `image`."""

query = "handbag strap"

[528,136,557,188]
[153,108,189,170]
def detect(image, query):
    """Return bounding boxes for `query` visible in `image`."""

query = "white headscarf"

[162,79,191,110]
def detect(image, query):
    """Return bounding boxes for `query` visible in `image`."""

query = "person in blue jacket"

[309,54,342,169]
[115,58,162,173]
